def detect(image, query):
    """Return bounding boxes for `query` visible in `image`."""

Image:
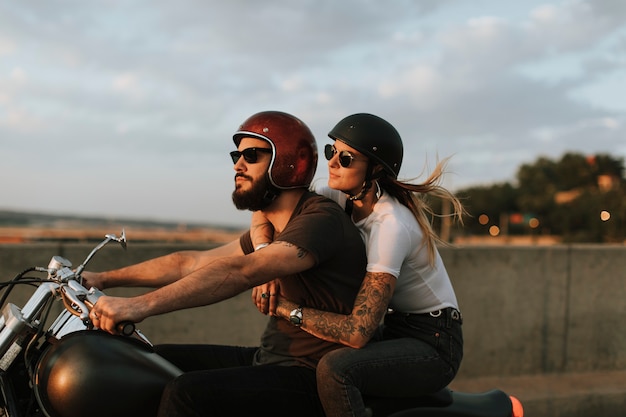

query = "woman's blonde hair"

[378,156,465,265]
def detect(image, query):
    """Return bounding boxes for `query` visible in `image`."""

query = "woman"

[252,113,465,417]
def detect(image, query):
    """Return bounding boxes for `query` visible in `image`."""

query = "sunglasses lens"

[324,144,355,167]
[242,149,258,163]
[338,152,353,168]
[230,148,271,164]
[230,151,241,164]
[324,144,335,161]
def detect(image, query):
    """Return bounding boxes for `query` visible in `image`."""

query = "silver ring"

[261,293,269,299]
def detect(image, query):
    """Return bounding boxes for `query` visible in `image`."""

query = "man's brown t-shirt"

[240,191,366,369]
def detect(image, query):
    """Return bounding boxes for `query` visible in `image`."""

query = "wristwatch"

[289,306,303,327]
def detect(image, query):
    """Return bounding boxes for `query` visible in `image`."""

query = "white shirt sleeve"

[364,214,413,278]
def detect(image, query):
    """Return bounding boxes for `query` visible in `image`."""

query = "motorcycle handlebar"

[116,321,136,337]
[62,282,135,337]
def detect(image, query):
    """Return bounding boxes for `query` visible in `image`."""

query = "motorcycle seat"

[387,389,515,417]
[364,387,453,416]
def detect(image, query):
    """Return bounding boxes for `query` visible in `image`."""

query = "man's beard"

[232,173,276,211]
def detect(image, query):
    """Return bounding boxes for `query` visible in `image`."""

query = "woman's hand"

[251,280,280,315]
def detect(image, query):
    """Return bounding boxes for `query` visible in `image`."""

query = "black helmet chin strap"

[347,180,370,201]
[346,162,382,201]
[261,188,280,207]
[256,174,281,210]
[344,180,382,216]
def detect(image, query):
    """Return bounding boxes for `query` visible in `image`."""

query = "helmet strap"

[261,186,281,208]
[255,173,281,209]
[344,199,354,215]
[347,181,371,201]
[346,162,379,201]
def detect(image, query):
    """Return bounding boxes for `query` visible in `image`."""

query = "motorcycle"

[0,231,182,417]
[0,231,523,417]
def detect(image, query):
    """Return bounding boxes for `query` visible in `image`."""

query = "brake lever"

[60,286,90,323]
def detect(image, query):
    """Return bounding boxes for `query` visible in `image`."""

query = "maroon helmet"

[233,111,318,189]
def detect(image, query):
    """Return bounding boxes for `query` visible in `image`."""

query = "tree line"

[447,152,625,243]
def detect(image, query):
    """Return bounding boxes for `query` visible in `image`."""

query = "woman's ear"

[371,164,385,178]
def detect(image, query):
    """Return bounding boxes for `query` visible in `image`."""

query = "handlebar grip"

[116,321,135,336]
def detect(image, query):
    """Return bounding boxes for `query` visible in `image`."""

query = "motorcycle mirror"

[104,229,127,250]
[119,228,127,250]
[75,229,128,277]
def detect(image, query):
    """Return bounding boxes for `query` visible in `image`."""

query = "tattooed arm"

[274,271,396,349]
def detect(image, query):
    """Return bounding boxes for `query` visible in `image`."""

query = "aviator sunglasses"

[324,144,365,168]
[230,147,272,164]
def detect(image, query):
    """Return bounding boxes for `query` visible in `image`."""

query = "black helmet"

[328,113,403,178]
[233,111,318,189]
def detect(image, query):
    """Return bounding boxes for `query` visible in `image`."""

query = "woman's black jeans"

[316,308,463,417]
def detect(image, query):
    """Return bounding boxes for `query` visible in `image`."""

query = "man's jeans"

[316,310,464,417]
[154,344,325,417]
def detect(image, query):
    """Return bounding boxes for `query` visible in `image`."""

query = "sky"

[1,0,625,228]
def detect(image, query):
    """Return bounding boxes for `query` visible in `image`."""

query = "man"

[82,111,367,417]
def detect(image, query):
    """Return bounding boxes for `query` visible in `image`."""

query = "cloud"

[0,37,16,56]
[0,0,624,225]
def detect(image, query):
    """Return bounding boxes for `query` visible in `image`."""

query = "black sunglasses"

[230,147,272,164]
[324,144,364,168]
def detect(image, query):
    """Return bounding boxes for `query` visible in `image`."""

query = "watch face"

[289,308,303,326]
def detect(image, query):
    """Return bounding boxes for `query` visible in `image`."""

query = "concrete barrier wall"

[1,242,624,380]
[444,245,626,378]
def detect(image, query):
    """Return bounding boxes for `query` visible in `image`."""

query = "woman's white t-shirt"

[316,185,458,314]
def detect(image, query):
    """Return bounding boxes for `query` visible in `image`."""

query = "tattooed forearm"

[307,311,358,344]
[296,272,394,348]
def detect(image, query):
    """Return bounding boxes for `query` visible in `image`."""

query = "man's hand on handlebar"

[89,295,143,335]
